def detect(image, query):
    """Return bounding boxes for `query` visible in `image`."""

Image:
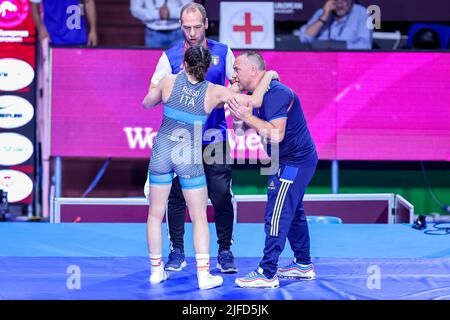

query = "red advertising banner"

[0,0,36,204]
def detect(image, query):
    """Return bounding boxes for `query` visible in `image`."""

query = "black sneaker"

[165,248,187,271]
[216,250,238,273]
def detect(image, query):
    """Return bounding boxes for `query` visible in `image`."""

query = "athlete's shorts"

[147,132,206,193]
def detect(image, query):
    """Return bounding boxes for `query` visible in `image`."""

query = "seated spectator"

[130,0,192,48]
[298,0,372,50]
[31,0,98,46]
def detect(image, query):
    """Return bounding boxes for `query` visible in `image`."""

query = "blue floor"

[0,223,449,300]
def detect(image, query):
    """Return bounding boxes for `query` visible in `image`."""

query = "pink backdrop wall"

[51,49,450,161]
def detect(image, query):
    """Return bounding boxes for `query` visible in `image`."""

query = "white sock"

[149,253,163,270]
[195,253,210,275]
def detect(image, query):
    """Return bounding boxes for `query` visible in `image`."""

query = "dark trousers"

[259,163,317,278]
[167,142,234,253]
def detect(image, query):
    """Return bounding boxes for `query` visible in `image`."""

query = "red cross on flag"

[219,2,274,49]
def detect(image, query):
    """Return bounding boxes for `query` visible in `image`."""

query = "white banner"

[219,2,274,49]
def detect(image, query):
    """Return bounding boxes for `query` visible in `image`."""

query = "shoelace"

[220,251,234,264]
[169,251,184,264]
[286,261,299,268]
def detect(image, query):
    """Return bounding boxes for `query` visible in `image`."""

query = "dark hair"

[184,45,211,82]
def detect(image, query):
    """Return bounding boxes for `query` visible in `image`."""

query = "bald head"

[180,2,207,23]
[232,51,267,92]
[238,51,266,71]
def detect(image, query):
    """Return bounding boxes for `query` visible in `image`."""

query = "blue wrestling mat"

[0,223,449,300]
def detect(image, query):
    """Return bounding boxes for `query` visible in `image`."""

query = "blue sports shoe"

[235,267,279,288]
[216,250,238,273]
[277,260,316,280]
[165,248,187,271]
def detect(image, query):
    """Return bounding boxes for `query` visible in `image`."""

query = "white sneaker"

[235,267,279,289]
[149,268,169,284]
[277,261,316,280]
[197,272,223,290]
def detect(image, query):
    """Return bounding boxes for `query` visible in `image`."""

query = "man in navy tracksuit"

[229,51,318,288]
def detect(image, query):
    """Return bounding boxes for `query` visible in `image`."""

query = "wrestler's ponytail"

[184,45,211,82]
